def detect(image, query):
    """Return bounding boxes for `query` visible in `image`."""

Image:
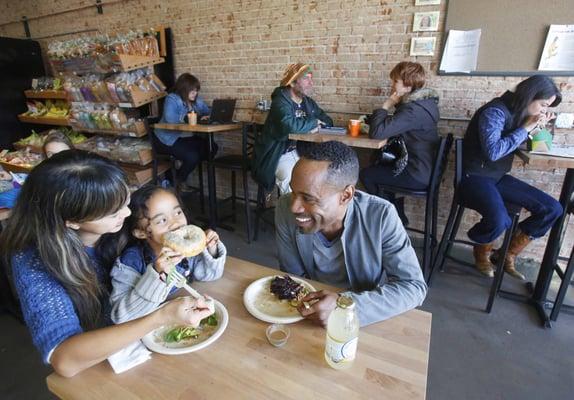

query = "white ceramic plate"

[142,299,228,355]
[243,275,316,324]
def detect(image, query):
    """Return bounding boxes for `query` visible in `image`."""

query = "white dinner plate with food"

[243,275,316,324]
[142,299,228,355]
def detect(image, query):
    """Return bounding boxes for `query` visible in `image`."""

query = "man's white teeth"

[296,217,311,223]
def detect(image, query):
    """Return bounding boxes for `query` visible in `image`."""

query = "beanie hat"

[280,63,311,87]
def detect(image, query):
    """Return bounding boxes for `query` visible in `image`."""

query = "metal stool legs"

[486,213,520,313]
[550,241,574,321]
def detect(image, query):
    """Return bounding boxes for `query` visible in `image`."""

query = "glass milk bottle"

[324,295,359,370]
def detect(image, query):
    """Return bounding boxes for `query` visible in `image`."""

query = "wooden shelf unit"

[24,90,68,100]
[0,160,37,174]
[18,114,70,126]
[119,88,166,108]
[70,120,147,138]
[115,54,165,72]
[122,162,169,186]
[12,31,169,188]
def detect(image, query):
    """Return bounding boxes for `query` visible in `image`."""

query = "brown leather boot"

[490,230,530,280]
[473,243,494,277]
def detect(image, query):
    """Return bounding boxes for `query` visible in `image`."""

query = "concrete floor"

[1,209,573,400]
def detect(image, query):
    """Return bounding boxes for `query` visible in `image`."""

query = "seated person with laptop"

[154,73,217,190]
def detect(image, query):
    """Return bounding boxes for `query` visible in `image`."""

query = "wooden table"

[47,257,432,400]
[289,130,387,149]
[516,150,574,327]
[153,123,244,229]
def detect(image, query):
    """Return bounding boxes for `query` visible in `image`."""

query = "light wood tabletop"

[289,130,387,149]
[47,256,432,400]
[153,122,242,133]
[517,149,574,170]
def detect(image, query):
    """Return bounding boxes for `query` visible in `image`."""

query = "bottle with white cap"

[324,295,359,370]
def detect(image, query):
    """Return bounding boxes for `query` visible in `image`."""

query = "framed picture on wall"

[413,11,440,32]
[410,37,436,56]
[415,0,441,5]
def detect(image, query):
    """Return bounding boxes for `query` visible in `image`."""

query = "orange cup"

[348,119,361,137]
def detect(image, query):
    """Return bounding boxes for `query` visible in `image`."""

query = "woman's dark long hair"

[171,73,201,105]
[511,75,562,128]
[0,150,129,329]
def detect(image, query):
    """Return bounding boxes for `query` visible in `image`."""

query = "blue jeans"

[459,174,562,244]
[153,134,217,182]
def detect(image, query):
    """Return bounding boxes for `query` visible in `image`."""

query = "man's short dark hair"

[302,141,359,187]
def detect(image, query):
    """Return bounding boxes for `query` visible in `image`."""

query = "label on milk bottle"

[326,335,358,363]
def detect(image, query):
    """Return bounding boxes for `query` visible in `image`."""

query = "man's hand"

[297,290,339,327]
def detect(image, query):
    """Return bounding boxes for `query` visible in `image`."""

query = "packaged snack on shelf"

[0,149,44,171]
[75,136,152,165]
[14,130,46,148]
[70,102,142,132]
[14,128,87,153]
[48,30,161,73]
[23,100,70,118]
[31,77,63,91]
[62,70,165,105]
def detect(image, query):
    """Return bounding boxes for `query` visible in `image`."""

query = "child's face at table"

[134,190,188,246]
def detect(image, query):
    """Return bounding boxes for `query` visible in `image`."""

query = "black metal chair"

[549,202,574,322]
[254,184,280,241]
[374,134,453,279]
[428,138,521,313]
[146,116,205,213]
[210,123,256,243]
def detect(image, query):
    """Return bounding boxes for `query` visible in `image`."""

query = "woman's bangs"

[76,167,129,221]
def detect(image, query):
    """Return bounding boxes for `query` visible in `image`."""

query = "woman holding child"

[0,150,217,377]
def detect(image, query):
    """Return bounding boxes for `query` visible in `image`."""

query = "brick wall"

[2,0,574,260]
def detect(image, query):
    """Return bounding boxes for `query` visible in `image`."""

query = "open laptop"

[199,99,237,124]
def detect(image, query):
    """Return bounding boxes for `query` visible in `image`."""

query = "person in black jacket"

[461,75,562,279]
[359,62,439,225]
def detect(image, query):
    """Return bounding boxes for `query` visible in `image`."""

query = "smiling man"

[252,63,333,195]
[275,141,427,326]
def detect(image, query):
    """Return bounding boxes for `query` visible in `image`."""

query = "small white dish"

[266,324,290,347]
[243,275,316,324]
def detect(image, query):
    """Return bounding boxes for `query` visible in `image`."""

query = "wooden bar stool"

[210,123,256,243]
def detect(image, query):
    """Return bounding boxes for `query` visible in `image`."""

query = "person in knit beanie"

[252,63,333,194]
